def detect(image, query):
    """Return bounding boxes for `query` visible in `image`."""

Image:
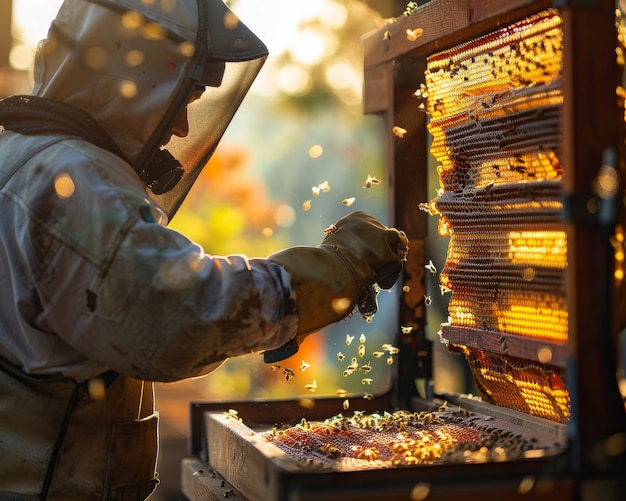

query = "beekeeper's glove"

[263,211,408,362]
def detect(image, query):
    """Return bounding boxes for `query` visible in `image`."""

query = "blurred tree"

[170,143,290,257]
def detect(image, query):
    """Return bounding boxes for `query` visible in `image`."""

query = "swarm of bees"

[264,406,543,467]
[337,333,400,404]
[270,327,401,408]
[303,174,382,212]
[264,164,426,432]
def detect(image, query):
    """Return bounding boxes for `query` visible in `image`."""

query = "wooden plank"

[181,457,246,501]
[558,0,626,475]
[363,0,471,67]
[0,0,12,67]
[204,412,277,501]
[391,60,432,407]
[363,64,392,114]
[363,0,551,68]
[285,478,575,501]
[441,394,568,442]
[203,412,329,501]
[440,326,568,367]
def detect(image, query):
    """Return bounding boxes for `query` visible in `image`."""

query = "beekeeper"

[0,0,408,499]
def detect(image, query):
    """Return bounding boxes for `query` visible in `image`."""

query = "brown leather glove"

[263,211,408,362]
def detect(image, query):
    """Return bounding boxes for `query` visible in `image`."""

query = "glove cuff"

[268,246,360,335]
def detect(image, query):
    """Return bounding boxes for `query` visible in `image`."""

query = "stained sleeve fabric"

[0,133,298,382]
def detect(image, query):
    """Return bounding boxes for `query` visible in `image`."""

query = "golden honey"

[425,9,570,422]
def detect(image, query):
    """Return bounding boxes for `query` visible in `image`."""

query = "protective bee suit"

[0,0,408,499]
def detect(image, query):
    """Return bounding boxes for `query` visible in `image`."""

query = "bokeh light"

[308,144,324,158]
[274,204,296,228]
[84,46,109,70]
[54,173,75,199]
[118,80,138,99]
[276,64,311,95]
[288,29,334,65]
[8,43,31,71]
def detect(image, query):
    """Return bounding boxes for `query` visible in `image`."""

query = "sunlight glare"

[288,29,329,65]
[325,59,358,90]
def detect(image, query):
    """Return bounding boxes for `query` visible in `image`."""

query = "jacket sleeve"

[23,141,298,382]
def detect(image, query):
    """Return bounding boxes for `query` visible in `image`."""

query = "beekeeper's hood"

[32,0,268,217]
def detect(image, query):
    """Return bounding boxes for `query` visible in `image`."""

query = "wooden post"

[0,0,12,68]
[558,0,626,482]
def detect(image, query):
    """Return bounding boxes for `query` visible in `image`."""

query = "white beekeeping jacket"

[0,0,298,383]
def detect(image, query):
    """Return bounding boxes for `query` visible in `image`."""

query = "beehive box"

[182,396,569,501]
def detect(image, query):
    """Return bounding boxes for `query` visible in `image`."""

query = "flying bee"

[283,368,295,381]
[364,174,381,188]
[360,363,372,374]
[337,352,345,362]
[347,362,359,372]
[363,393,374,400]
[372,351,385,358]
[304,380,318,392]
[406,27,423,42]
[345,334,354,346]
[323,224,336,235]
[320,443,341,459]
[392,125,407,138]
[270,364,281,371]
[383,344,400,354]
[418,202,430,213]
[425,259,437,274]
[225,409,239,420]
[358,344,366,358]
[299,360,311,372]
[361,378,373,385]
[356,447,379,460]
[387,356,394,365]
[342,197,356,207]
[401,325,413,335]
[359,333,366,343]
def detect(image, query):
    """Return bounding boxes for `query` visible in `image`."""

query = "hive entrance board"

[201,400,566,501]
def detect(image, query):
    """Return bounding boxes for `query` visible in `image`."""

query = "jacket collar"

[0,95,128,163]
